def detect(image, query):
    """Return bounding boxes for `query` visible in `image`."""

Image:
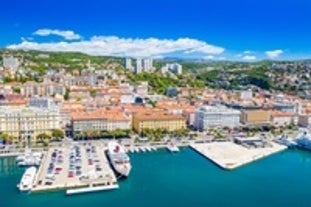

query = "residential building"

[270,110,298,126]
[298,115,311,128]
[135,58,142,74]
[132,112,186,133]
[125,58,133,70]
[2,55,20,72]
[143,58,153,72]
[194,105,240,131]
[162,63,182,74]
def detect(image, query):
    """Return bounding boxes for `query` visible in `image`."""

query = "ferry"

[17,166,37,192]
[107,141,132,177]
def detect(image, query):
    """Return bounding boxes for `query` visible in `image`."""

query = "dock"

[66,184,119,195]
[190,142,287,170]
[32,142,117,193]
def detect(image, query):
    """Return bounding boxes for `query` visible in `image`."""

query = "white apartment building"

[194,105,241,131]
[162,63,182,75]
[125,58,133,70]
[135,58,142,74]
[143,58,153,72]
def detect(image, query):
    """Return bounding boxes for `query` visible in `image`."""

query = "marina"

[190,141,287,170]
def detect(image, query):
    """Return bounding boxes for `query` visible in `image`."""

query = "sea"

[1,147,311,207]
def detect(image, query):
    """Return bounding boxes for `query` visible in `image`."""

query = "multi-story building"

[2,55,20,72]
[0,107,61,142]
[270,111,298,126]
[71,109,131,135]
[134,82,148,97]
[240,110,271,125]
[135,58,142,74]
[132,112,186,133]
[21,81,66,97]
[161,63,182,75]
[194,105,240,131]
[143,58,153,72]
[125,58,133,71]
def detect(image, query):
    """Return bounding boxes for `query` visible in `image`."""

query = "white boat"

[134,148,139,153]
[295,131,311,150]
[17,166,37,192]
[16,150,43,167]
[140,147,146,152]
[107,141,132,177]
[166,142,179,152]
[145,146,152,152]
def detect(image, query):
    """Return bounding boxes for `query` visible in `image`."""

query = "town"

[1,50,311,194]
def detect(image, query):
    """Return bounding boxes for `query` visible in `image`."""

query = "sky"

[1,0,311,61]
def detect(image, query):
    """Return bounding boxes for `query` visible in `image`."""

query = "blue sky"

[2,0,311,60]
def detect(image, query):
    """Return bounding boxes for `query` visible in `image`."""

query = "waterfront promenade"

[190,142,287,170]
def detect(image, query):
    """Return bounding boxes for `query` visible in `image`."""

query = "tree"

[51,129,65,139]
[90,89,97,97]
[36,133,51,143]
[64,88,70,100]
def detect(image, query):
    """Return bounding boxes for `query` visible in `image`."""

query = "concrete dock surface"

[190,142,287,170]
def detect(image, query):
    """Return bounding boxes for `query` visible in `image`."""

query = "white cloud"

[33,29,81,40]
[204,55,215,60]
[7,35,225,58]
[242,55,256,61]
[243,50,253,54]
[265,49,283,59]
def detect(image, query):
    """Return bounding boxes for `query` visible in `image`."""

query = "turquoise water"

[1,148,311,207]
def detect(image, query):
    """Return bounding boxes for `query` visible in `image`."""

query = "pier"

[32,142,117,193]
[190,142,287,170]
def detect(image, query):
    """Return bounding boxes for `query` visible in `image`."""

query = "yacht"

[107,141,132,177]
[16,150,43,167]
[17,166,37,192]
[296,131,311,150]
[166,142,179,152]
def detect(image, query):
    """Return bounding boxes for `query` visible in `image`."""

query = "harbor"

[190,141,287,170]
[31,142,118,194]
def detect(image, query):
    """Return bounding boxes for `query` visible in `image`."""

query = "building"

[21,81,66,97]
[135,58,142,74]
[125,58,133,70]
[134,82,148,97]
[162,63,182,75]
[270,110,298,126]
[132,112,186,133]
[2,55,20,72]
[71,109,131,135]
[298,115,311,128]
[194,105,240,131]
[28,97,58,109]
[240,110,271,125]
[0,107,61,142]
[143,58,153,72]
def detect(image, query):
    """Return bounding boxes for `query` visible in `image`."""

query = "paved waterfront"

[32,142,117,192]
[190,142,287,169]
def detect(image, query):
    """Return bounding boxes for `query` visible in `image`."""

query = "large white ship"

[107,141,131,177]
[296,131,311,150]
[17,166,37,192]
